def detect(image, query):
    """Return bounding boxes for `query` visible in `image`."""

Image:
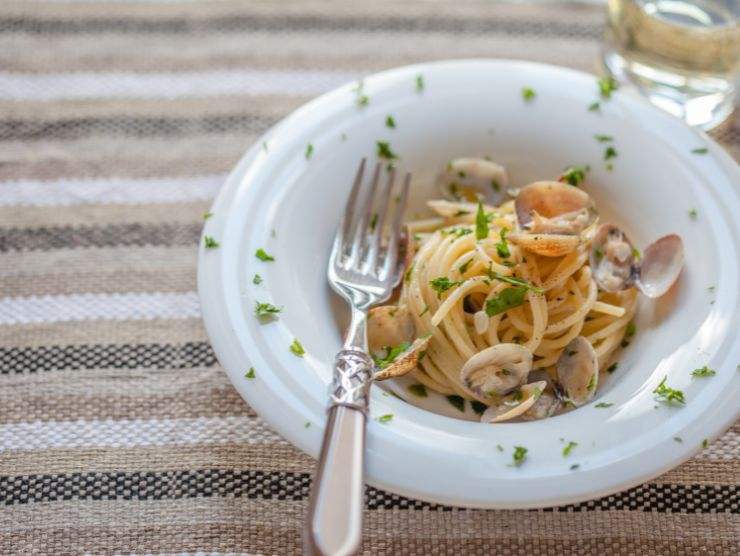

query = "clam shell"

[507,231,581,257]
[556,336,598,407]
[436,158,508,204]
[589,224,637,292]
[635,234,684,298]
[373,336,431,381]
[480,380,548,423]
[367,304,415,356]
[460,343,533,398]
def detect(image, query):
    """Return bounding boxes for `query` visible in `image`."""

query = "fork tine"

[364,167,395,271]
[347,162,381,267]
[335,158,366,258]
[380,172,411,281]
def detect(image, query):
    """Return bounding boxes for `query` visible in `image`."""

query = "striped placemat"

[1,1,737,554]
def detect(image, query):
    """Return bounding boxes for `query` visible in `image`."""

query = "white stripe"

[0,174,225,207]
[0,416,285,452]
[0,292,200,325]
[0,69,359,101]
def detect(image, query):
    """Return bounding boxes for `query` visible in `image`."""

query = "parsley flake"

[594,402,613,408]
[255,301,281,319]
[255,248,274,262]
[475,202,489,240]
[385,115,396,129]
[252,274,263,285]
[489,272,544,294]
[512,446,528,466]
[562,441,578,457]
[430,276,460,298]
[606,363,618,374]
[691,366,716,377]
[673,436,682,443]
[415,74,424,93]
[597,76,619,99]
[691,147,708,154]
[521,87,536,102]
[496,444,504,452]
[305,421,311,428]
[688,208,698,220]
[373,342,410,369]
[625,322,636,337]
[588,101,601,112]
[377,414,394,424]
[204,236,219,249]
[495,228,510,259]
[289,339,305,357]
[559,165,589,186]
[352,80,369,107]
[604,146,618,160]
[570,463,580,470]
[202,211,214,220]
[702,438,709,448]
[305,143,314,159]
[594,134,614,142]
[653,376,686,405]
[446,395,465,412]
[458,259,473,274]
[485,286,528,317]
[369,213,378,232]
[245,367,255,379]
[408,384,428,398]
[376,140,398,160]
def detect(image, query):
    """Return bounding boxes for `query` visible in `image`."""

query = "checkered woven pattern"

[0,1,738,554]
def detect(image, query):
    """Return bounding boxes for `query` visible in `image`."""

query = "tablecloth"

[0,1,738,554]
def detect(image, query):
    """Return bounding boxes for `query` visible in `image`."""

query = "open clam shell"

[555,336,598,407]
[509,181,597,257]
[459,343,533,398]
[590,224,684,298]
[436,158,508,205]
[480,380,548,423]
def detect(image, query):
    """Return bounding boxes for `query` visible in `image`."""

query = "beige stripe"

[0,317,208,348]
[0,246,197,278]
[0,133,254,181]
[0,443,313,476]
[0,367,251,423]
[1,502,737,555]
[0,201,210,228]
[0,268,195,297]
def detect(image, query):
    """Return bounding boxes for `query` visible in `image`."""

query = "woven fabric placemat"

[0,1,737,554]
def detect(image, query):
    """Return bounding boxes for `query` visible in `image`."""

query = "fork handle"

[305,349,373,556]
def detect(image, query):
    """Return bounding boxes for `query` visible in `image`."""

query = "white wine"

[603,0,739,129]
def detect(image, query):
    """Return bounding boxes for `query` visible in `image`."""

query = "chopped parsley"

[353,80,369,107]
[702,438,709,448]
[586,374,596,391]
[606,363,618,373]
[204,236,219,249]
[691,147,708,154]
[625,322,636,337]
[373,342,410,369]
[496,444,504,452]
[289,339,305,357]
[404,263,414,284]
[408,384,428,398]
[370,213,378,232]
[488,272,544,294]
[475,202,489,240]
[495,228,510,259]
[430,276,460,298]
[341,133,347,141]
[471,400,487,415]
[202,211,213,220]
[691,366,716,377]
[415,74,424,93]
[594,134,614,142]
[446,394,465,412]
[377,414,394,424]
[597,75,619,99]
[688,208,698,220]
[376,140,398,160]
[594,247,604,261]
[305,143,314,159]
[255,248,275,262]
[252,274,263,285]
[255,301,281,318]
[673,436,682,443]
[632,247,641,260]
[570,463,580,471]
[594,402,613,408]
[458,259,473,274]
[604,146,618,160]
[385,115,396,129]
[245,367,256,379]
[708,285,715,292]
[588,101,601,112]
[559,165,589,186]
[653,376,686,405]
[305,421,311,428]
[262,141,269,152]
[521,87,536,102]
[442,227,473,238]
[485,286,528,317]
[562,441,578,457]
[512,446,528,466]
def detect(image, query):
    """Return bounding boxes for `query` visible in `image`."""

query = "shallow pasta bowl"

[198,59,740,509]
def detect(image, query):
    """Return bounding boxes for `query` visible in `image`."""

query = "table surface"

[1,1,738,554]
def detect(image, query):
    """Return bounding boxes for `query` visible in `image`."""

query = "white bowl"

[198,60,740,509]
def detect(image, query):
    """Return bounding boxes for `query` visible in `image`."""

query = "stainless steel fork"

[305,159,410,556]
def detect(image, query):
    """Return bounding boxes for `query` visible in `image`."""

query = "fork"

[305,159,410,556]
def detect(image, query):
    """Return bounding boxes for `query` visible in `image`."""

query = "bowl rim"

[198,58,740,509]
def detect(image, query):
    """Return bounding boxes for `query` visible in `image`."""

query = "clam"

[367,304,415,355]
[589,224,684,298]
[555,336,598,407]
[373,335,431,381]
[459,343,533,398]
[520,389,561,421]
[480,380,547,423]
[508,181,598,257]
[436,158,509,205]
